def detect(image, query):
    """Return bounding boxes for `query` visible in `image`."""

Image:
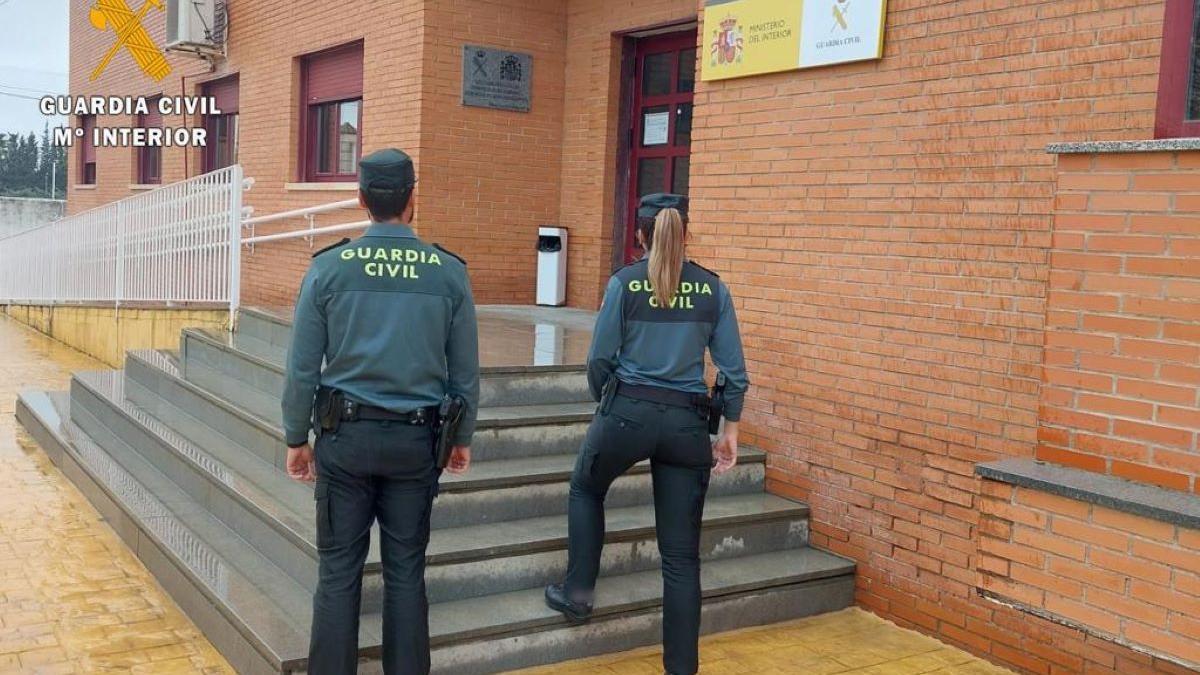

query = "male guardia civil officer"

[281,148,479,674]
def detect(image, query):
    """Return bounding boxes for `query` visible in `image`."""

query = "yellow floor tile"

[0,317,233,674]
[509,609,1012,674]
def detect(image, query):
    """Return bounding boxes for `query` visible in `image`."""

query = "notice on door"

[701,0,887,81]
[642,111,670,146]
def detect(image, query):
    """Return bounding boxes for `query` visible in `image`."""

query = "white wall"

[0,197,65,237]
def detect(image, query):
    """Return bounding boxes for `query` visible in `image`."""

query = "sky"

[0,0,68,137]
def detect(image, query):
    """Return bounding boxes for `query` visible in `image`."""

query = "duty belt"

[615,381,708,410]
[339,399,436,426]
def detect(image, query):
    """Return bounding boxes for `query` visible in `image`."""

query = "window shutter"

[205,75,240,114]
[142,97,163,128]
[81,116,96,163]
[304,41,364,103]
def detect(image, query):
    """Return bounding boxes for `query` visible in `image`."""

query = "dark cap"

[637,193,688,220]
[359,148,416,192]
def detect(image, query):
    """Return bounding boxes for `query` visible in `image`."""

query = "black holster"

[707,374,727,435]
[433,395,467,469]
[313,386,343,438]
[599,376,619,415]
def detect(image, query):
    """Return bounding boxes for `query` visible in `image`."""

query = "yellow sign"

[702,0,887,81]
[704,0,802,81]
[89,0,172,82]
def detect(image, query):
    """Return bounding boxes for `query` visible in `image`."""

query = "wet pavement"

[475,306,594,368]
[0,316,232,673]
[248,304,596,368]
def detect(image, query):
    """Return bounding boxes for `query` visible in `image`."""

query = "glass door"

[625,31,697,263]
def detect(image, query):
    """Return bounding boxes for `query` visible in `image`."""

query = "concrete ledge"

[976,458,1200,530]
[1047,138,1200,154]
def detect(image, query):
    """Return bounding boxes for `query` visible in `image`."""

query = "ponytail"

[646,207,686,309]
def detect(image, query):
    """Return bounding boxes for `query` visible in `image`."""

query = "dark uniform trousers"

[565,393,713,675]
[309,419,440,675]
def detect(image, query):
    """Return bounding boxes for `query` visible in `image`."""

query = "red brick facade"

[979,483,1200,670]
[69,0,426,305]
[415,0,568,304]
[68,0,1199,671]
[1040,150,1200,492]
[686,0,1197,670]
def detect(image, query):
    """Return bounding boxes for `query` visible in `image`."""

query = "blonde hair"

[647,208,686,309]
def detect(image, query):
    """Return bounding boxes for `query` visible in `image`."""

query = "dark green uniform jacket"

[281,222,480,447]
[587,258,749,420]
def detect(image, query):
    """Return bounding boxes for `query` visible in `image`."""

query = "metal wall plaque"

[462,45,532,112]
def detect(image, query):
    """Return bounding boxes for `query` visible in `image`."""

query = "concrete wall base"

[3,304,228,367]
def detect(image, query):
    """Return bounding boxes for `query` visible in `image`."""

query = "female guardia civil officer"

[544,193,749,675]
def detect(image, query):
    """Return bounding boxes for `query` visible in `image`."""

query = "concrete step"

[425,547,854,674]
[422,492,808,604]
[69,371,321,595]
[17,391,315,675]
[236,306,295,350]
[69,369,796,605]
[134,348,594,464]
[181,326,591,411]
[130,350,765,512]
[125,350,285,468]
[175,329,597,454]
[125,352,768,526]
[136,345,595,461]
[19,390,854,675]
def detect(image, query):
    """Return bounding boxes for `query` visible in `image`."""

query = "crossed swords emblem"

[89,0,173,82]
[831,0,850,31]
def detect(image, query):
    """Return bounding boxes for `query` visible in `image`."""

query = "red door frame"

[1154,0,1200,138]
[624,31,696,262]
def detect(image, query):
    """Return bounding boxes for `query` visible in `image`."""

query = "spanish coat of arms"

[710,16,744,66]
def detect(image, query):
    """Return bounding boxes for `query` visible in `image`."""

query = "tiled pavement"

[0,315,1010,675]
[513,608,1012,674]
[0,316,232,673]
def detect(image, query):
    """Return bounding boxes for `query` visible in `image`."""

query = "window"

[315,99,360,175]
[1155,0,1200,137]
[79,115,96,184]
[203,75,240,172]
[137,96,162,184]
[300,41,364,181]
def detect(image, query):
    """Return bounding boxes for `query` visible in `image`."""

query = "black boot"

[544,584,592,624]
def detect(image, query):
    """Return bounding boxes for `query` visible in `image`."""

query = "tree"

[0,127,67,199]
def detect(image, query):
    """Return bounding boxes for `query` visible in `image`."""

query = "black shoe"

[544,583,592,624]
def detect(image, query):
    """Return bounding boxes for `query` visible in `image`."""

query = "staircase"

[16,306,855,674]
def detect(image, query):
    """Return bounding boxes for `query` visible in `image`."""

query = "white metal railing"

[243,219,370,246]
[242,198,363,250]
[0,165,250,323]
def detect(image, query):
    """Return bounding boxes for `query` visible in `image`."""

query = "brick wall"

[1040,150,1200,492]
[417,0,568,304]
[69,0,582,307]
[69,0,426,307]
[979,482,1200,669]
[684,0,1182,671]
